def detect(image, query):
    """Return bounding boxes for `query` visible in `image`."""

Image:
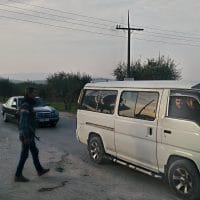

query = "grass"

[0,96,77,114]
[48,101,78,114]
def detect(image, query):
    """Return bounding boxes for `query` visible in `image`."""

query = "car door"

[160,89,200,157]
[114,89,162,172]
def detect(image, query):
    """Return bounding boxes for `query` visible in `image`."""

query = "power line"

[136,24,200,38]
[0,14,126,38]
[0,7,116,32]
[136,31,200,44]
[144,30,200,41]
[1,14,200,48]
[0,3,113,28]
[8,0,200,39]
[133,36,200,47]
[5,0,200,41]
[7,0,118,25]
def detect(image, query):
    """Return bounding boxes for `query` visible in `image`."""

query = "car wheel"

[3,113,8,122]
[168,159,200,200]
[88,136,105,164]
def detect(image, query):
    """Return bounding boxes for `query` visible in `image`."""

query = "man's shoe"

[38,168,50,176]
[14,175,30,182]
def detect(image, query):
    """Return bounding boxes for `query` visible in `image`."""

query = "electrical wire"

[7,0,200,38]
[1,14,200,47]
[0,14,126,38]
[0,3,112,28]
[0,7,116,32]
[7,0,118,25]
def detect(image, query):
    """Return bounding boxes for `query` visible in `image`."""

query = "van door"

[114,90,162,172]
[159,89,200,163]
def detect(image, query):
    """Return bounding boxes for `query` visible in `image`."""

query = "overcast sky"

[0,0,200,81]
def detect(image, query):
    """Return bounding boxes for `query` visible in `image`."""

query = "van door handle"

[164,130,172,134]
[146,127,153,137]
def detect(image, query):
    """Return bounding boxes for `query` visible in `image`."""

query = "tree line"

[0,55,181,111]
[0,72,91,111]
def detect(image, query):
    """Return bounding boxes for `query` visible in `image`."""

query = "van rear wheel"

[88,136,105,164]
[168,159,200,200]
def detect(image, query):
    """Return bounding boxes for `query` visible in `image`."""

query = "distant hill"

[0,72,48,82]
[11,79,46,84]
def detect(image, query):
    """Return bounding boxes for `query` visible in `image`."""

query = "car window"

[6,98,13,107]
[168,90,200,125]
[80,89,117,114]
[81,90,100,112]
[35,97,45,107]
[18,98,24,107]
[134,92,159,121]
[118,91,138,118]
[98,90,117,114]
[11,99,17,107]
[118,91,159,121]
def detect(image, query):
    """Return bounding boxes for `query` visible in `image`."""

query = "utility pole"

[116,11,144,78]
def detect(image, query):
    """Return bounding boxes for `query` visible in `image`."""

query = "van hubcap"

[172,168,192,194]
[90,141,100,160]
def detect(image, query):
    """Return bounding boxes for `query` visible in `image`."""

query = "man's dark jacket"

[19,98,36,140]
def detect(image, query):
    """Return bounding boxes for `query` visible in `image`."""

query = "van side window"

[118,91,138,117]
[118,91,159,121]
[98,90,118,114]
[135,92,159,121]
[80,89,117,114]
[81,90,100,112]
[168,90,200,125]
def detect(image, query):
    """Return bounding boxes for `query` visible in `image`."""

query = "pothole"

[38,180,68,192]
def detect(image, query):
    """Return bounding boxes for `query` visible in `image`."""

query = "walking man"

[15,87,49,182]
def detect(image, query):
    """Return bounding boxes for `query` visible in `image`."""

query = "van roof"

[85,81,200,90]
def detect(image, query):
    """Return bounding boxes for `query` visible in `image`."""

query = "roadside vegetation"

[0,72,91,113]
[0,55,181,113]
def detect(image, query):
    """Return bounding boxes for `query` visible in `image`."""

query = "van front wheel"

[88,136,105,164]
[168,159,200,200]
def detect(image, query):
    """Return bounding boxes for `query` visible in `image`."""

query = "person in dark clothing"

[15,87,49,182]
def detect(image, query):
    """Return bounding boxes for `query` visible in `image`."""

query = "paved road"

[0,113,181,200]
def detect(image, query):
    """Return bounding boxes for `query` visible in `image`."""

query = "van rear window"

[80,89,118,115]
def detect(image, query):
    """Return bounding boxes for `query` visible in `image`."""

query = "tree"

[113,56,181,80]
[47,72,91,109]
[0,78,14,98]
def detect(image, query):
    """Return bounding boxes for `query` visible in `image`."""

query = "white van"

[76,81,200,200]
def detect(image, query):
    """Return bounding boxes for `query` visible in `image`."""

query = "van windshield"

[168,90,200,125]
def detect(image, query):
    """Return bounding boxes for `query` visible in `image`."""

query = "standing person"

[15,87,49,182]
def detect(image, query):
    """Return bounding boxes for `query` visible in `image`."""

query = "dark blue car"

[2,96,59,127]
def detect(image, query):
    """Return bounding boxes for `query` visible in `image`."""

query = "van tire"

[88,136,105,164]
[168,159,200,200]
